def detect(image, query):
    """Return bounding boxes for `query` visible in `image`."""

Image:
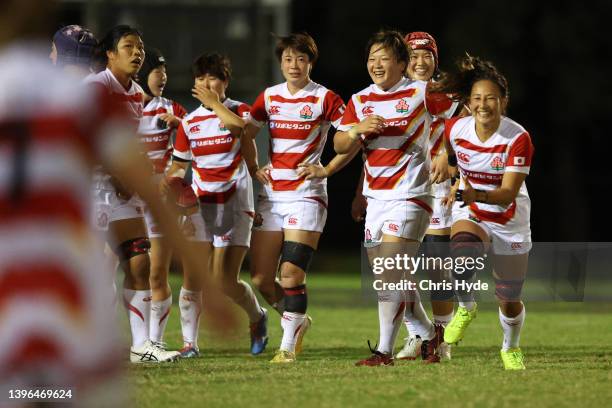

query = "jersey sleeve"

[322,90,346,129]
[337,96,360,132]
[236,102,252,121]
[443,116,462,149]
[505,132,534,174]
[247,91,267,128]
[171,101,188,119]
[172,122,192,161]
[425,82,456,119]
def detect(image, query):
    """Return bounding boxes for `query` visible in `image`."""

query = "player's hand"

[254,165,272,185]
[354,115,385,139]
[460,177,476,205]
[443,176,460,208]
[192,84,220,107]
[158,113,181,129]
[296,162,328,180]
[430,153,450,184]
[351,194,368,222]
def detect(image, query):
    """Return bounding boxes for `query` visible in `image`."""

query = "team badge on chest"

[300,105,313,119]
[490,156,505,171]
[395,99,409,114]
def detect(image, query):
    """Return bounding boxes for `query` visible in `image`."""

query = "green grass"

[126,271,612,408]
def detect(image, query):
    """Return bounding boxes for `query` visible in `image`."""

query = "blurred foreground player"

[0,1,235,399]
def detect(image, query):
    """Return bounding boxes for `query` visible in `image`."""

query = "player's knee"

[114,237,150,263]
[495,279,524,302]
[450,232,484,281]
[149,267,168,290]
[283,284,308,314]
[280,241,315,274]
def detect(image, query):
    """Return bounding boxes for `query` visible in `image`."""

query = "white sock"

[433,312,454,327]
[403,315,416,337]
[123,289,151,348]
[499,306,525,351]
[150,295,172,343]
[459,301,476,311]
[376,290,405,354]
[403,291,435,341]
[179,287,202,348]
[234,281,264,323]
[280,312,306,352]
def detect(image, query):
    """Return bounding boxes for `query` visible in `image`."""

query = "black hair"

[274,32,318,66]
[93,25,143,71]
[191,53,231,81]
[432,53,509,106]
[365,30,409,68]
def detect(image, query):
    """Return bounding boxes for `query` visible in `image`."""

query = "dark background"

[58,0,612,249]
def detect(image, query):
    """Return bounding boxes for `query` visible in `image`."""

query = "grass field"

[126,261,612,408]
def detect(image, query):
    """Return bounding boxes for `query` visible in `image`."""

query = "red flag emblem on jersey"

[270,106,280,115]
[362,105,374,116]
[299,105,313,119]
[395,99,409,114]
[514,156,526,166]
[490,156,505,171]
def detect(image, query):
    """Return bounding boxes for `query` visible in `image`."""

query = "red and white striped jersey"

[173,98,253,208]
[85,68,144,126]
[138,96,187,174]
[446,115,534,224]
[0,45,123,387]
[248,81,345,202]
[338,77,454,200]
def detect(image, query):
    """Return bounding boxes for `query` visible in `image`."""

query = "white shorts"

[93,176,144,224]
[452,201,531,255]
[364,196,433,245]
[252,196,328,233]
[144,206,162,239]
[428,196,452,230]
[188,205,253,247]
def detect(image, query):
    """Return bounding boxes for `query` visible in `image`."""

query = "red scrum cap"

[404,31,438,67]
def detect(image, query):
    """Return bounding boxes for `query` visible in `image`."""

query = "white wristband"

[348,127,360,141]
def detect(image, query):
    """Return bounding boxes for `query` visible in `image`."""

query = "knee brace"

[422,234,451,258]
[280,241,315,273]
[114,237,150,262]
[495,279,524,302]
[283,285,308,313]
[450,232,484,281]
[421,235,454,301]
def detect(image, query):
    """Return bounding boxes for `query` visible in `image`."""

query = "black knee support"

[114,237,150,262]
[280,241,315,273]
[495,279,524,302]
[421,235,454,302]
[283,285,308,313]
[450,232,484,281]
[421,234,451,259]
